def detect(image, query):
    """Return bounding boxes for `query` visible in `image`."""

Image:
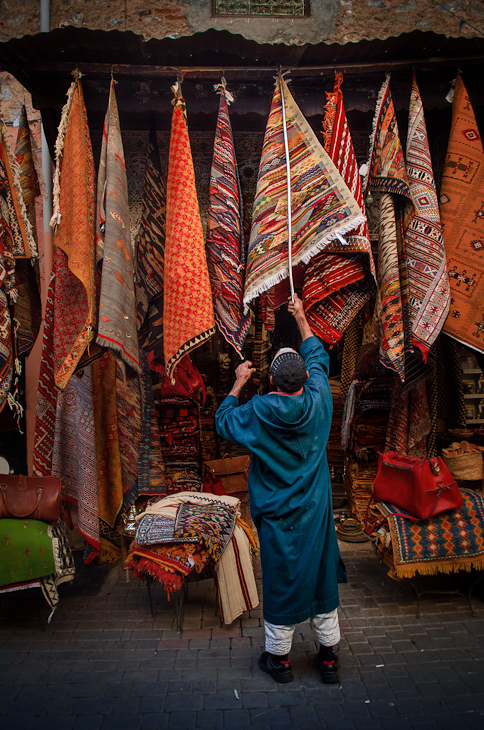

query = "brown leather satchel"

[0,474,63,522]
[204,454,251,494]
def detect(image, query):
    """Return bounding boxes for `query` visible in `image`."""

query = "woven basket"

[442,450,483,481]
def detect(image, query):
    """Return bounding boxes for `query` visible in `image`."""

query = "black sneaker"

[258,651,294,683]
[317,654,339,684]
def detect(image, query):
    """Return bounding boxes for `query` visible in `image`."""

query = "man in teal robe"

[216,294,346,684]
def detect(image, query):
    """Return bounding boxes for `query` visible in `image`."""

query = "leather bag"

[154,355,206,404]
[0,474,63,522]
[372,452,463,521]
[204,454,251,494]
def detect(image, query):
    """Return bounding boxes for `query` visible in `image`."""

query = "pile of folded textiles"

[349,378,393,459]
[327,379,345,470]
[126,491,240,596]
[155,396,203,493]
[344,457,378,523]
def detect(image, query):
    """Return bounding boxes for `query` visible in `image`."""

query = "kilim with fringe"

[405,73,450,360]
[96,79,140,373]
[375,488,484,579]
[49,76,96,390]
[244,75,365,307]
[51,366,100,562]
[163,91,215,379]
[136,123,166,364]
[440,74,484,353]
[14,105,41,357]
[206,81,250,356]
[303,73,376,344]
[365,74,412,381]
[91,351,122,563]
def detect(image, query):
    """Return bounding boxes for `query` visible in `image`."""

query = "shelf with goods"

[459,348,484,426]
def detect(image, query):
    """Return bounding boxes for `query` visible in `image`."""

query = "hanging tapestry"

[116,363,141,512]
[405,73,450,360]
[384,374,430,458]
[440,74,484,352]
[138,351,168,496]
[303,73,376,344]
[364,74,412,381]
[163,87,215,379]
[0,117,37,417]
[135,123,166,365]
[91,351,123,563]
[33,269,57,476]
[96,79,140,373]
[244,74,365,307]
[51,366,100,563]
[206,81,250,356]
[14,105,42,357]
[49,75,96,390]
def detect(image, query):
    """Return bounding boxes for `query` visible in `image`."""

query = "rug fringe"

[391,556,484,580]
[50,78,78,230]
[363,72,390,193]
[0,119,37,259]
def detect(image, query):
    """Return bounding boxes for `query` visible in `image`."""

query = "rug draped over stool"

[375,488,484,579]
[303,73,376,344]
[405,74,450,359]
[364,73,412,382]
[50,75,96,389]
[163,87,215,379]
[14,105,42,357]
[135,123,166,366]
[91,351,123,563]
[440,74,484,353]
[51,366,100,562]
[244,75,365,307]
[206,80,250,356]
[96,79,140,373]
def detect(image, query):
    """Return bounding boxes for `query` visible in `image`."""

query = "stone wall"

[0,0,482,45]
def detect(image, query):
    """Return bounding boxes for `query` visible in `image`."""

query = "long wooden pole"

[279,72,295,302]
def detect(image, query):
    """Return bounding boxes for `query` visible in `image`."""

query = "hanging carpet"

[206,80,250,356]
[91,351,123,563]
[135,123,166,365]
[116,362,141,512]
[33,269,57,476]
[405,74,450,360]
[163,87,215,379]
[138,351,168,496]
[244,75,365,307]
[14,105,42,357]
[440,74,484,353]
[96,79,140,373]
[384,374,431,458]
[49,75,96,390]
[364,74,412,382]
[51,366,100,563]
[303,73,376,344]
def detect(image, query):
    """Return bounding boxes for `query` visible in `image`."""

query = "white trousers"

[264,608,340,656]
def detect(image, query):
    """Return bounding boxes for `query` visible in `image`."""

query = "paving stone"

[222,708,250,724]
[139,695,166,713]
[165,693,203,712]
[140,712,169,729]
[112,696,140,713]
[167,711,196,728]
[33,717,76,730]
[73,716,104,730]
[267,689,306,707]
[194,710,223,727]
[167,681,192,695]
[9,698,50,714]
[101,714,143,730]
[249,706,291,724]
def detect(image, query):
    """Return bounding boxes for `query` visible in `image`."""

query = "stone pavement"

[1,539,484,730]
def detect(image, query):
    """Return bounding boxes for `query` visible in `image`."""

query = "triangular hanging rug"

[244,75,365,307]
[96,79,140,374]
[206,81,251,356]
[303,73,377,344]
[365,73,412,382]
[50,75,96,389]
[440,74,484,354]
[163,88,215,379]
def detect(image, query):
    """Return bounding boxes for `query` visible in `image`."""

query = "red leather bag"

[155,355,206,404]
[372,452,463,521]
[0,474,63,523]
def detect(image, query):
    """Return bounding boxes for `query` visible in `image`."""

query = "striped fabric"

[206,82,250,356]
[244,75,364,307]
[303,73,376,344]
